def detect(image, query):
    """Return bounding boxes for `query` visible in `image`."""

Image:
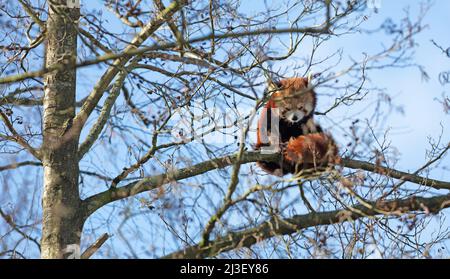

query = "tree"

[0,0,449,259]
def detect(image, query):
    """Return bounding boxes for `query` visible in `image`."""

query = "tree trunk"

[41,0,83,259]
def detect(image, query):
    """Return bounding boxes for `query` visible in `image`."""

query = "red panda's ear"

[304,73,312,86]
[302,77,308,87]
[267,80,281,92]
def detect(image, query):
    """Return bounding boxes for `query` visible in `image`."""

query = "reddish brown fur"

[255,77,339,176]
[271,78,313,102]
[284,133,340,172]
[256,77,316,149]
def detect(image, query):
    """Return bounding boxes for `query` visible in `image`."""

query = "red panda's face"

[268,77,316,124]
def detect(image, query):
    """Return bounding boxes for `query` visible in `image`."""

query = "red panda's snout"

[284,109,306,123]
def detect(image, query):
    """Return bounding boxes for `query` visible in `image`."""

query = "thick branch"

[0,161,41,172]
[78,71,127,159]
[83,151,280,217]
[0,161,118,182]
[163,194,450,259]
[342,158,450,191]
[0,96,43,106]
[80,233,109,259]
[82,152,450,218]
[0,96,87,107]
[18,0,45,29]
[0,26,330,85]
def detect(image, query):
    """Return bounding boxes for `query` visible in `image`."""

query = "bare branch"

[0,160,41,172]
[80,233,109,259]
[78,70,128,159]
[0,25,331,85]
[83,151,281,217]
[0,208,41,251]
[82,152,450,218]
[0,110,41,159]
[71,0,189,135]
[163,194,450,259]
[342,157,450,191]
[17,0,45,29]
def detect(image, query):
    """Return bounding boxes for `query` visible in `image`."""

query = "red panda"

[255,77,339,176]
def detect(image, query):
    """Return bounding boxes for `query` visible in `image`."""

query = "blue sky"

[84,0,450,258]
[348,0,449,175]
[1,0,449,258]
[106,0,450,258]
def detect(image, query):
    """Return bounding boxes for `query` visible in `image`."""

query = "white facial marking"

[304,102,313,115]
[285,110,305,123]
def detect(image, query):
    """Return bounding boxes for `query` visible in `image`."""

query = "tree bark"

[41,0,83,259]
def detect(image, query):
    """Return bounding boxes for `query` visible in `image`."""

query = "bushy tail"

[283,133,340,174]
[256,132,340,176]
